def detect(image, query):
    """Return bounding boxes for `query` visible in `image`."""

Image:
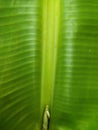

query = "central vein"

[41,0,60,116]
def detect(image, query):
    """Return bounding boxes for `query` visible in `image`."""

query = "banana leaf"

[51,0,98,130]
[0,0,41,130]
[0,0,98,130]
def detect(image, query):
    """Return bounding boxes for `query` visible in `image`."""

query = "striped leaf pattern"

[51,0,98,130]
[0,1,41,130]
[1,0,98,130]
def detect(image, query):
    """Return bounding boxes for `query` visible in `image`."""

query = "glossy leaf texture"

[1,0,98,130]
[0,1,41,130]
[51,0,98,130]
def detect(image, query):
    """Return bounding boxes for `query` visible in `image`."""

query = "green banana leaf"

[0,0,41,130]
[51,1,98,130]
[0,0,98,130]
